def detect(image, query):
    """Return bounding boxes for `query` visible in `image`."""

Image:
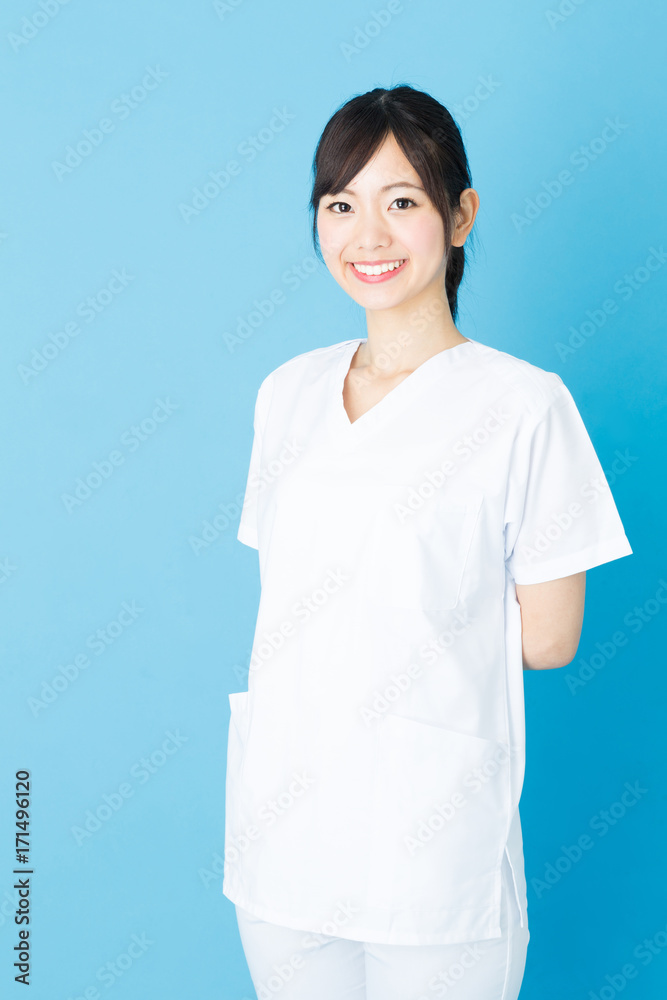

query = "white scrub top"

[222,336,632,946]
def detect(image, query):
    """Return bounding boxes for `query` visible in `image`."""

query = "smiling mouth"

[349,258,408,275]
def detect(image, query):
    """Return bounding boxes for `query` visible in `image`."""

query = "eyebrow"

[334,181,425,196]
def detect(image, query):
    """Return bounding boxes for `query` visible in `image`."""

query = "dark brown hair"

[309,85,476,322]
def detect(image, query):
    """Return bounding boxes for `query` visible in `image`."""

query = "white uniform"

[222,336,632,946]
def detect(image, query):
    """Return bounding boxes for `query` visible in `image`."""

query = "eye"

[324,197,418,214]
[325,201,352,214]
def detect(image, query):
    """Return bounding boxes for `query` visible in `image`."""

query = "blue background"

[1,1,665,997]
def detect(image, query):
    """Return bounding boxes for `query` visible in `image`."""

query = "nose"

[355,223,391,252]
[349,203,394,253]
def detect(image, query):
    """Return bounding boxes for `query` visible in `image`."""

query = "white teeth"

[351,259,406,275]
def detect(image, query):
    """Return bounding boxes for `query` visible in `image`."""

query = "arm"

[515,571,586,670]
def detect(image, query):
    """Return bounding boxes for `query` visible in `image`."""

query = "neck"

[360,287,467,376]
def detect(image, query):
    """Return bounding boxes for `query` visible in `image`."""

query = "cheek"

[316,213,343,260]
[405,215,446,259]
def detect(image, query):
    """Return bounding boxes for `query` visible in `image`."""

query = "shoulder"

[257,338,357,394]
[467,338,569,419]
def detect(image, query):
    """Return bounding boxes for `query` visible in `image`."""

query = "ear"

[451,188,480,246]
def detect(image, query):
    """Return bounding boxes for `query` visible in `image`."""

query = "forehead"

[327,133,423,197]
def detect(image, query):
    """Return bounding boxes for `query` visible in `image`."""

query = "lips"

[348,259,409,283]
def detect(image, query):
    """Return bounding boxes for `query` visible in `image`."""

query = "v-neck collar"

[326,336,479,449]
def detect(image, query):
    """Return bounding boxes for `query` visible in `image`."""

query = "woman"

[222,85,632,999]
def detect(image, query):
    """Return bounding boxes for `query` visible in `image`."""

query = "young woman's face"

[316,132,448,310]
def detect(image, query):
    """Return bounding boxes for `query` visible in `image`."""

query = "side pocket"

[366,711,510,935]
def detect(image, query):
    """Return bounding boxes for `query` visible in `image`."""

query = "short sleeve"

[237,373,274,550]
[504,383,633,585]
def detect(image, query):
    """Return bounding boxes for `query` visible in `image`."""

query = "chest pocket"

[366,488,482,611]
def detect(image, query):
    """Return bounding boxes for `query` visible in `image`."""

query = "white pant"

[235,853,530,999]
